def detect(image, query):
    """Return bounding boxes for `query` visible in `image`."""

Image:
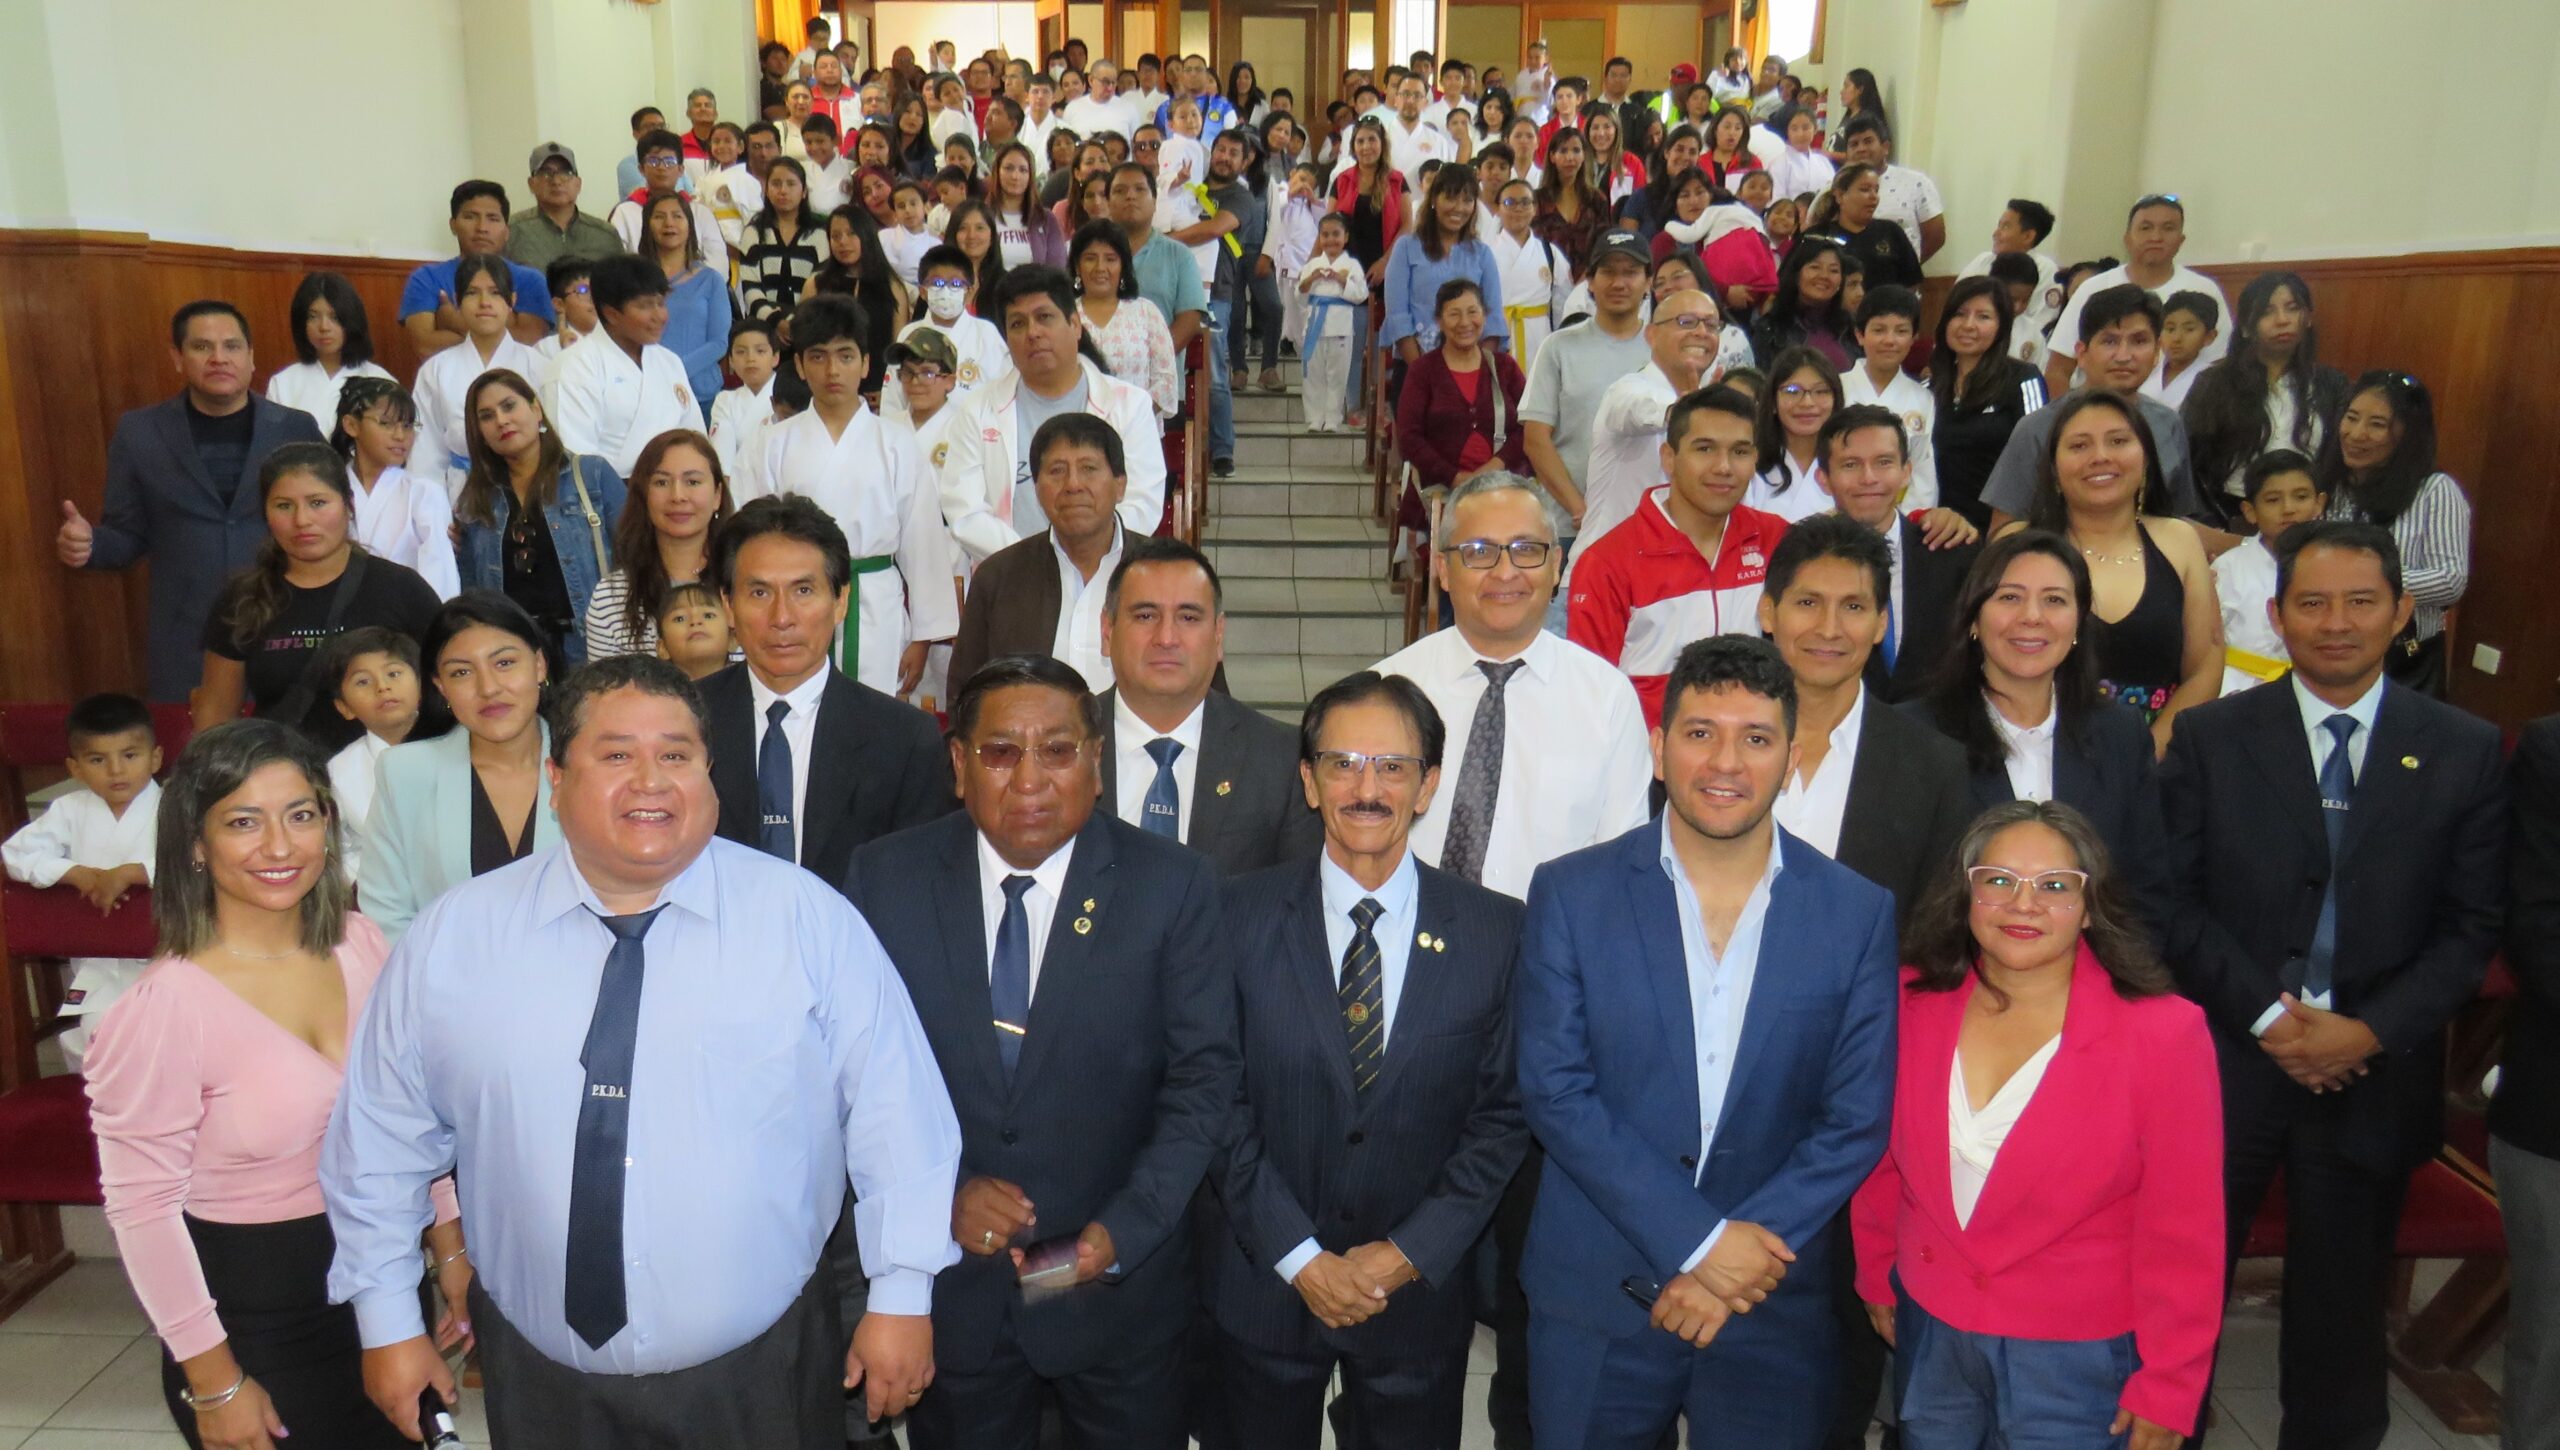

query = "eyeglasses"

[563,283,592,297]
[1498,195,1535,208]
[901,365,951,382]
[1966,866,2089,909]
[1312,750,1426,783]
[1443,539,1554,570]
[969,737,1089,772]
[1778,382,1834,401]
[643,155,683,169]
[924,277,970,292]
[1656,312,1717,332]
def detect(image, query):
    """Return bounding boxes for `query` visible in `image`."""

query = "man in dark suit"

[947,413,1127,690]
[1211,671,1528,1448]
[1516,636,1898,1449]
[1098,536,1318,875]
[1812,404,1980,703]
[56,300,326,701]
[2497,711,2560,1444]
[843,654,1235,1450]
[2162,521,2505,1450]
[1756,509,1968,1450]
[704,495,952,887]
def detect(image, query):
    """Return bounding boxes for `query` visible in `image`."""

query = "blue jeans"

[1208,295,1235,463]
[1893,1288,2137,1449]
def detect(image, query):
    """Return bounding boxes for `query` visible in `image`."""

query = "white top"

[327,733,395,882]
[879,316,1013,421]
[1949,1032,2062,1227]
[608,195,731,274]
[1766,147,1836,206]
[1384,117,1454,192]
[1370,627,1653,900]
[264,360,394,433]
[800,158,853,215]
[347,464,460,599]
[1840,364,1940,511]
[703,164,763,251]
[3,782,158,890]
[883,226,939,290]
[2214,534,2288,694]
[1020,113,1062,170]
[413,334,547,497]
[1956,249,2064,339]
[1111,694,1206,841]
[1990,697,2059,804]
[2048,263,2233,382]
[2143,357,2206,412]
[1582,362,1683,551]
[929,106,980,152]
[936,358,1166,565]
[1747,451,1833,524]
[1059,95,1138,143]
[550,332,701,478]
[746,664,831,866]
[1771,685,1867,859]
[708,378,777,480]
[1297,255,1369,337]
[976,831,1074,996]
[1871,163,1945,258]
[1049,523,1125,691]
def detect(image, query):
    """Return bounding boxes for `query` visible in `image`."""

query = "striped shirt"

[737,218,827,324]
[2334,471,2472,642]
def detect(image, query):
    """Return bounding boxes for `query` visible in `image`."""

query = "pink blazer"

[1850,945,2225,1434]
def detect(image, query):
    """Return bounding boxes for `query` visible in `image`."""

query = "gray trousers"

[2494,1135,2560,1450]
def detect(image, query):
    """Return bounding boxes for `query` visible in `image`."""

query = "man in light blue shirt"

[324,655,961,1449]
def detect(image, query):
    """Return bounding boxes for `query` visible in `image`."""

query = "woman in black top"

[195,442,440,749]
[1751,234,1860,371]
[1812,162,1922,289]
[2181,269,2348,514]
[1929,276,2049,530]
[892,96,938,180]
[805,203,908,399]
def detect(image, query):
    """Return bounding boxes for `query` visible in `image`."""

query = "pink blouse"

[83,912,458,1359]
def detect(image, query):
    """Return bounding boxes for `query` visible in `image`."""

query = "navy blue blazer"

[1209,855,1528,1358]
[1516,824,1897,1376]
[842,808,1236,1377]
[87,394,325,700]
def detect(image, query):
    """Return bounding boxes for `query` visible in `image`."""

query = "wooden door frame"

[1520,2,1615,74]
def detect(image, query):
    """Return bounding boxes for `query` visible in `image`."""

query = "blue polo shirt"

[399,256,557,325]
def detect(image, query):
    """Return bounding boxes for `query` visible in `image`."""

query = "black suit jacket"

[947,531,1062,690]
[1836,695,1974,929]
[1864,518,1979,704]
[704,663,954,887]
[2161,677,2507,1172]
[2491,716,2560,1158]
[1208,857,1527,1358]
[843,810,1236,1376]
[1937,699,2173,948]
[1098,688,1323,876]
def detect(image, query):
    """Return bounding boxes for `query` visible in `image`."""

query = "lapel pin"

[1083,898,1096,911]
[2401,755,2419,769]
[1216,780,1233,796]
[1073,916,1092,935]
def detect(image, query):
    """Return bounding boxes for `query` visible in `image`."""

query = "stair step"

[1231,432,1367,470]
[1203,517,1387,545]
[1208,482,1374,520]
[1206,541,1389,581]
[1218,579,1404,618]
[1225,652,1404,712]
[1223,612,1398,658]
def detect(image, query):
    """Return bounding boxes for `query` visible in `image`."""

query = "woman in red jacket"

[1395,279,1527,502]
[1330,117,1406,429]
[1853,800,2223,1450]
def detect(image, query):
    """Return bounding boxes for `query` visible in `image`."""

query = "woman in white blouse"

[327,378,459,599]
[264,273,394,431]
[1070,220,1180,418]
[1907,529,2174,945]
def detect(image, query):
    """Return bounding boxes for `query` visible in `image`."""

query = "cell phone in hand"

[419,1387,464,1448]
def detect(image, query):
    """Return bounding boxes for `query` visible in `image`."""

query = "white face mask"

[1049,61,1067,80]
[925,285,968,322]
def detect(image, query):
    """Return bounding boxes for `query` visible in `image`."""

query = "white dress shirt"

[1273,846,1423,1286]
[1371,627,1654,900]
[1948,1032,2061,1226]
[1581,363,1683,551]
[1112,694,1206,841]
[1050,524,1126,692]
[976,831,1075,998]
[1661,816,1784,1269]
[2249,671,2388,1034]
[2048,263,2233,383]
[1772,687,1867,859]
[550,332,701,478]
[1988,695,2058,803]
[747,665,831,866]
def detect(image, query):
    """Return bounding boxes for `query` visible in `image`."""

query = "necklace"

[214,939,301,961]
[2080,543,2143,566]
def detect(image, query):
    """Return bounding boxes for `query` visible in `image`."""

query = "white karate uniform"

[747,406,962,695]
[327,732,395,885]
[1264,193,1321,346]
[550,331,702,479]
[1298,253,1368,431]
[879,316,1014,421]
[264,360,394,433]
[1489,229,1572,374]
[1766,147,1836,205]
[608,195,732,274]
[708,377,778,480]
[703,164,764,254]
[2143,358,2206,412]
[1020,112,1062,170]
[412,334,547,499]
[1383,118,1454,193]
[930,106,981,153]
[884,226,938,288]
[348,465,460,598]
[1839,365,1941,511]
[2,782,158,1065]
[795,157,853,216]
[2213,534,2289,695]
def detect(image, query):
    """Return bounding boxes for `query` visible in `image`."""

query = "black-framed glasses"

[1444,539,1553,570]
[970,738,1088,772]
[1966,866,2089,909]
[1312,750,1426,783]
[1778,382,1834,400]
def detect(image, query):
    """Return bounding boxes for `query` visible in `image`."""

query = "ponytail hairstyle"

[326,375,419,461]
[217,443,359,650]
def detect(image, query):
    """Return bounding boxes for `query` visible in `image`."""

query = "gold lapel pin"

[1083,898,1096,911]
[1216,780,1233,796]
[1073,916,1092,935]
[2401,755,2420,769]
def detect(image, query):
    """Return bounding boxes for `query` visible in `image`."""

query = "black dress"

[2083,521,2188,722]
[469,769,537,876]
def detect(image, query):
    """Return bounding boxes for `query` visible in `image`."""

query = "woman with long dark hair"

[1331,116,1407,427]
[1580,108,1645,205]
[1747,345,1844,523]
[892,94,939,179]
[409,254,544,497]
[984,140,1066,270]
[1381,164,1509,364]
[1812,162,1923,289]
[643,192,733,419]
[2017,390,2222,750]
[1751,234,1859,370]
[192,444,442,747]
[1619,125,1703,235]
[942,199,1011,318]
[1929,276,2048,530]
[582,428,735,659]
[451,369,626,664]
[87,718,464,1450]
[1853,799,2221,1450]
[1829,68,1887,155]
[2311,369,2472,693]
[804,204,908,399]
[2182,271,2347,506]
[1703,106,1765,193]
[737,156,827,325]
[1530,128,1607,279]
[265,272,393,430]
[1225,60,1269,127]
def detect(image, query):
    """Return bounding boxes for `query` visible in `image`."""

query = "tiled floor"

[0,1236,2507,1448]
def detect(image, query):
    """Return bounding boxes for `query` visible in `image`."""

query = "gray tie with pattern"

[1440,659,1525,883]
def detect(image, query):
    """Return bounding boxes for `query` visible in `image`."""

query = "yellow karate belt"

[2224,645,2290,683]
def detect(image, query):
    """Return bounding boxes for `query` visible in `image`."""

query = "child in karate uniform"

[1266,163,1324,354]
[1298,214,1369,431]
[329,378,459,598]
[709,318,783,479]
[1488,179,1571,373]
[316,628,423,885]
[879,245,1014,420]
[1,694,160,1069]
[2215,450,2326,693]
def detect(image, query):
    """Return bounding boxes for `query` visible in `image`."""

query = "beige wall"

[874,3,1042,69]
[1614,7,1707,84]
[1444,5,1520,77]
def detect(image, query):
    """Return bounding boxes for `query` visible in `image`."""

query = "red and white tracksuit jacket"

[1567,488,1790,723]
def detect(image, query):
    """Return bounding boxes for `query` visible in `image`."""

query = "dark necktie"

[2302,713,2359,999]
[989,874,1036,1079]
[565,905,663,1350]
[1141,737,1183,839]
[757,699,795,862]
[1440,659,1525,884]
[1340,897,1385,1092]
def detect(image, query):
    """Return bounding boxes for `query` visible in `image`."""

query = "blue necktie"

[565,905,662,1349]
[1340,898,1386,1092]
[2302,713,2359,1000]
[1881,588,1900,672]
[757,699,795,862]
[989,874,1035,1079]
[1141,737,1183,839]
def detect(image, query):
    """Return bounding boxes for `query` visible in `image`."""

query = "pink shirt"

[84,913,458,1359]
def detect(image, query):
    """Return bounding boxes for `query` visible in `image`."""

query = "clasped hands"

[1291,1241,1418,1329]
[2259,993,2380,1093]
[60,862,147,915]
[1650,1222,1792,1348]
[952,1175,1115,1284]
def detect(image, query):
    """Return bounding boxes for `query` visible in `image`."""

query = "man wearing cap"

[1520,229,1655,621]
[507,144,627,272]
[1645,63,1700,127]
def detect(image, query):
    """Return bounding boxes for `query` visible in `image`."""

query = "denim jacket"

[455,453,625,663]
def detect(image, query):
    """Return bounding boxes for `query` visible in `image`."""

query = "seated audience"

[451,368,628,663]
[401,180,555,354]
[2313,369,2472,695]
[264,272,394,431]
[1396,280,1528,492]
[0,692,160,1069]
[329,377,460,599]
[583,428,734,659]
